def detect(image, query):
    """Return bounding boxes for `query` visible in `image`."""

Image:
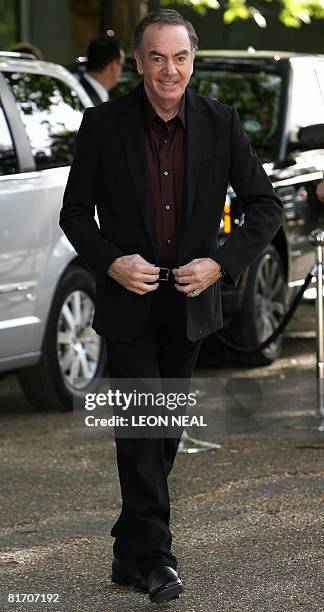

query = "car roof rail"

[0,50,37,60]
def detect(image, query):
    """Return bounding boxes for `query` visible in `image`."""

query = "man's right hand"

[107,254,160,295]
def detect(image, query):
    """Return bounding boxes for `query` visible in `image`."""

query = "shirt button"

[165,204,171,210]
[167,239,172,244]
[164,139,167,144]
[163,170,169,176]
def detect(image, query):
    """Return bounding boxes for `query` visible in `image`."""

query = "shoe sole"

[150,582,183,604]
[111,570,148,593]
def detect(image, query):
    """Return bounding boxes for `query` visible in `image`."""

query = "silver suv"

[0,52,106,410]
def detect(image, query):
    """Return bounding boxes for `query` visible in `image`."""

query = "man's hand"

[108,254,160,295]
[316,180,324,204]
[172,258,222,297]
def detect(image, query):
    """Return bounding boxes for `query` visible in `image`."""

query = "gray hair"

[132,9,199,54]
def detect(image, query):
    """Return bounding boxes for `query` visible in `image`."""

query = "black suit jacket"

[60,82,283,342]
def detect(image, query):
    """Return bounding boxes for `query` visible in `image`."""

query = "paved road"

[0,303,323,611]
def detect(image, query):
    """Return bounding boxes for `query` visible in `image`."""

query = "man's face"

[134,24,195,105]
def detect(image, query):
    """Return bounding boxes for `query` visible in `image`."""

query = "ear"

[189,49,195,78]
[134,50,143,76]
[111,59,121,73]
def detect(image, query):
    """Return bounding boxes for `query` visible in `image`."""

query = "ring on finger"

[191,289,199,297]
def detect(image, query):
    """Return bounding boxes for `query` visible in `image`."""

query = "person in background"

[12,41,43,60]
[316,180,324,203]
[80,35,124,106]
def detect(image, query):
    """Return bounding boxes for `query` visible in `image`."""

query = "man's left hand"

[172,258,222,297]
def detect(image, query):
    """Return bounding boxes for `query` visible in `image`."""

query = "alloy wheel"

[57,290,100,389]
[254,252,286,355]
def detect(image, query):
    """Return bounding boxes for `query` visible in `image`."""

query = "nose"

[164,58,178,75]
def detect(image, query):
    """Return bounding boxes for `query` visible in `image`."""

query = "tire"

[18,266,107,411]
[209,245,287,367]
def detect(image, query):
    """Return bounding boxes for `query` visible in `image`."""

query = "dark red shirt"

[143,91,185,268]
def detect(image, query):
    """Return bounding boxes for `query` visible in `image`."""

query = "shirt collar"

[143,88,185,128]
[83,72,109,103]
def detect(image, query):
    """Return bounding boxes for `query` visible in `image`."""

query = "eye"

[177,56,186,63]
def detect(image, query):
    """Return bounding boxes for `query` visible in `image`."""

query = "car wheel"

[210,245,287,367]
[18,266,106,410]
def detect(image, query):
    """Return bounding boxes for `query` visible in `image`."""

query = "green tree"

[161,0,324,27]
[0,0,16,49]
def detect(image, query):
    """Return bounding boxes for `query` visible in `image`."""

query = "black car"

[73,51,324,366]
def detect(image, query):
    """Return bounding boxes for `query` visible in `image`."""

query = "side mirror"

[298,124,324,150]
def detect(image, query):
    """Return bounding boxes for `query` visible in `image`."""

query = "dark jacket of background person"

[80,75,104,106]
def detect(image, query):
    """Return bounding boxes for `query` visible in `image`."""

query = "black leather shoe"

[146,565,183,604]
[111,557,148,593]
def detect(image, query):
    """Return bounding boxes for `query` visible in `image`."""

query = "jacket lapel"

[81,76,102,106]
[177,88,208,259]
[117,82,156,256]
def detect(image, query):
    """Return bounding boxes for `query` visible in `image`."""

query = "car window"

[4,71,84,170]
[110,74,141,99]
[315,62,324,103]
[0,101,18,175]
[190,66,282,162]
[110,57,141,99]
[290,61,324,139]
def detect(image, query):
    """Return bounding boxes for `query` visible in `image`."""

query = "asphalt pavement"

[0,303,323,612]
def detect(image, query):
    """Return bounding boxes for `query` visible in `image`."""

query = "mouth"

[159,81,178,87]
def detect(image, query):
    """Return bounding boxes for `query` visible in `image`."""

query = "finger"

[137,272,160,282]
[132,257,159,272]
[173,259,201,273]
[136,265,160,274]
[132,282,159,294]
[172,274,194,284]
[174,282,199,295]
[173,264,194,275]
[174,267,201,280]
[144,282,160,292]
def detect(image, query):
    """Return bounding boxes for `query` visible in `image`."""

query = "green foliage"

[278,0,324,27]
[160,0,220,15]
[161,0,324,27]
[223,0,250,23]
[0,0,16,49]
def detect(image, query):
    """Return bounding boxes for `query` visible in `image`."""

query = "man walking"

[60,10,283,604]
[80,35,124,105]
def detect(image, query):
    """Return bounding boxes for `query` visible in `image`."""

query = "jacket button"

[199,329,203,334]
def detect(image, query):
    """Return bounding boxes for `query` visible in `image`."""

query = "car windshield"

[191,63,283,162]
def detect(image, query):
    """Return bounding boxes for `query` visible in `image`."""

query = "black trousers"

[105,282,202,578]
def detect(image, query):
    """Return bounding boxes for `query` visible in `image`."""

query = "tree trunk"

[69,0,148,58]
[108,0,148,52]
[69,0,100,57]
